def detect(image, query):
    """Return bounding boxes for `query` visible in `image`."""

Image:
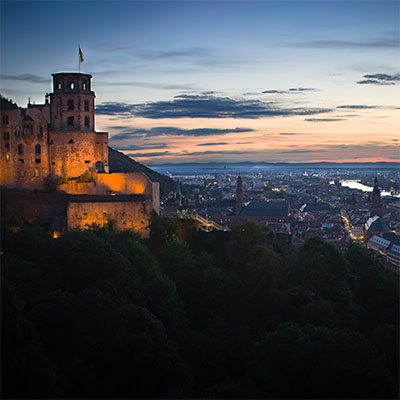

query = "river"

[340,180,399,198]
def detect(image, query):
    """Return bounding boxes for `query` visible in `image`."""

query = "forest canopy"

[1,218,398,399]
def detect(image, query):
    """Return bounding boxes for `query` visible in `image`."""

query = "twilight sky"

[1,0,399,164]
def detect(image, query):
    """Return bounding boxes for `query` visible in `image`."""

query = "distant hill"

[108,147,176,195]
[151,161,399,170]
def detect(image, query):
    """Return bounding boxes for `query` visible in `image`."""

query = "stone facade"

[0,72,159,237]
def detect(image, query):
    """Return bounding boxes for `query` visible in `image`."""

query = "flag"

[79,47,84,63]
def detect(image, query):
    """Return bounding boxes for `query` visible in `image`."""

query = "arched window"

[67,116,74,126]
[67,99,74,110]
[15,127,21,136]
[82,81,87,90]
[18,144,24,155]
[85,116,89,126]
[37,126,43,137]
[70,82,75,90]
[57,81,62,90]
[35,144,41,155]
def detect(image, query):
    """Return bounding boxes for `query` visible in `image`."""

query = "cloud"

[262,90,288,94]
[96,102,133,116]
[127,150,251,158]
[126,151,172,158]
[110,126,255,140]
[236,141,254,144]
[363,73,400,81]
[262,87,317,94]
[291,38,398,49]
[305,118,345,122]
[337,105,377,109]
[196,142,229,146]
[357,73,399,85]
[279,132,302,135]
[357,79,395,86]
[0,74,50,83]
[97,95,332,119]
[279,149,328,154]
[288,87,317,92]
[112,143,168,151]
[95,81,195,90]
[135,47,208,60]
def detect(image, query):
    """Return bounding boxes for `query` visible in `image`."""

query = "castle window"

[2,115,9,124]
[67,99,74,110]
[23,125,33,136]
[35,158,41,164]
[68,139,74,144]
[18,159,24,164]
[67,117,74,126]
[84,160,90,163]
[84,100,89,111]
[35,144,41,154]
[34,169,40,177]
[15,127,21,136]
[70,82,75,90]
[82,81,87,90]
[37,126,43,137]
[18,144,24,155]
[57,81,62,90]
[20,170,25,177]
[5,154,10,162]
[85,116,89,126]
[3,132,10,141]
[5,143,10,152]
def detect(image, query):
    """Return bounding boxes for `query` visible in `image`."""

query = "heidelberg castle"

[0,72,159,237]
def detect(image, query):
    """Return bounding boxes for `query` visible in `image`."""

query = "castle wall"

[49,131,108,178]
[67,195,153,237]
[0,104,51,190]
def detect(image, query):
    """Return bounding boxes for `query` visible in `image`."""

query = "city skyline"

[1,0,399,164]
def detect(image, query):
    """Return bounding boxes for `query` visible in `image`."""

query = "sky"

[1,0,399,165]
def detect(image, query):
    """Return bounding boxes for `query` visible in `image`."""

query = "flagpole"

[78,44,81,73]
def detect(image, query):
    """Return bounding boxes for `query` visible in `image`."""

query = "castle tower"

[50,73,95,131]
[370,175,382,216]
[48,73,109,178]
[236,175,243,214]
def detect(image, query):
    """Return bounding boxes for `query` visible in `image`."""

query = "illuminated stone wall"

[49,131,108,178]
[67,196,153,237]
[0,103,51,190]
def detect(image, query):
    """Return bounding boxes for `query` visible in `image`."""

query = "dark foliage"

[1,218,398,398]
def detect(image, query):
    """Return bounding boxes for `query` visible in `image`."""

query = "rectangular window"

[5,143,10,151]
[67,117,74,126]
[2,115,9,124]
[34,169,40,177]
[3,132,10,140]
[18,159,24,164]
[84,100,89,111]
[35,158,41,164]
[20,170,25,177]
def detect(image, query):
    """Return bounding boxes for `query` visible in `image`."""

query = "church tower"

[236,175,243,214]
[370,175,382,216]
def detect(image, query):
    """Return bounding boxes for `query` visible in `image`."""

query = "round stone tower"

[50,73,95,131]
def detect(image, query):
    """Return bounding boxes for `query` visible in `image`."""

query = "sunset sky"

[1,0,399,164]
